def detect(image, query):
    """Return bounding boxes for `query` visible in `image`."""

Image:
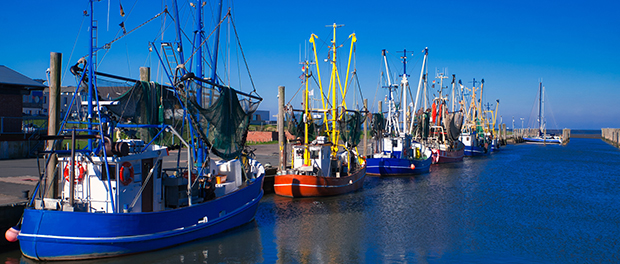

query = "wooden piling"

[278,86,286,172]
[46,52,62,198]
[363,99,368,157]
[139,67,150,140]
[139,67,150,82]
[562,129,571,145]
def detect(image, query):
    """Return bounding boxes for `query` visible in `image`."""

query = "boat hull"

[18,174,264,261]
[523,136,562,144]
[366,156,432,176]
[464,144,488,156]
[273,167,366,197]
[430,143,464,164]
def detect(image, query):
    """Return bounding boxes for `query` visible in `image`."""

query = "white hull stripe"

[274,173,365,189]
[18,195,261,241]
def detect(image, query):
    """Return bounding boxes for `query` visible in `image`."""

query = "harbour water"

[2,137,619,263]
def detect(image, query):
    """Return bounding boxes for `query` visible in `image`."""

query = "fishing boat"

[523,81,562,144]
[367,49,432,176]
[274,24,366,197]
[427,73,465,163]
[482,99,502,151]
[458,78,490,156]
[15,1,265,260]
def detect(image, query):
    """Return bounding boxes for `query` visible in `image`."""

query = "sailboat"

[273,24,367,197]
[366,49,432,176]
[16,1,265,260]
[523,81,562,144]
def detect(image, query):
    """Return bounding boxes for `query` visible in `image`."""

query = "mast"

[400,49,409,134]
[210,0,223,106]
[538,81,543,133]
[87,0,95,150]
[451,74,456,112]
[195,0,204,105]
[171,1,186,68]
[303,61,310,166]
[413,48,427,123]
[382,49,397,135]
[410,48,428,134]
[328,23,342,154]
[435,69,448,126]
[194,0,206,170]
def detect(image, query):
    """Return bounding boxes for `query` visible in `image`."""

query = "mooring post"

[46,52,62,198]
[363,99,368,157]
[278,86,286,172]
[140,67,150,82]
[138,67,151,142]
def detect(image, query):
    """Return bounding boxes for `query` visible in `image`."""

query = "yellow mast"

[309,23,356,160]
[303,61,311,166]
[341,33,357,107]
[309,34,329,130]
[330,23,338,155]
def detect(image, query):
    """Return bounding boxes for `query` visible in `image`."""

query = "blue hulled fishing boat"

[15,0,265,260]
[367,49,432,176]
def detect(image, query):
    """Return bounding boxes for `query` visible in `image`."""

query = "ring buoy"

[119,162,134,186]
[64,162,85,183]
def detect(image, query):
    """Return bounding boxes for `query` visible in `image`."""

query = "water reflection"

[15,221,263,264]
[272,194,365,263]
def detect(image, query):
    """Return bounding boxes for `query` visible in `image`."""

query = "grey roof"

[0,65,47,89]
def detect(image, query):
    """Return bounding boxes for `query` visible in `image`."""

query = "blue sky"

[1,0,618,129]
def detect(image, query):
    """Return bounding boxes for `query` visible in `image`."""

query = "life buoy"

[63,162,85,183]
[119,162,134,186]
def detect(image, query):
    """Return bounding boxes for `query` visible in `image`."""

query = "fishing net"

[103,81,183,145]
[339,111,365,147]
[371,113,385,138]
[445,112,464,142]
[186,86,260,160]
[286,112,322,142]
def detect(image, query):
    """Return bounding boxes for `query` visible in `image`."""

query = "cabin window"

[392,140,398,148]
[310,150,319,159]
[295,149,304,158]
[101,164,116,180]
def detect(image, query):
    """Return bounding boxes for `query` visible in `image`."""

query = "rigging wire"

[62,11,87,85]
[545,89,560,129]
[230,13,257,94]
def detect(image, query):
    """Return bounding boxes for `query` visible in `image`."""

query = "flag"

[120,1,125,17]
